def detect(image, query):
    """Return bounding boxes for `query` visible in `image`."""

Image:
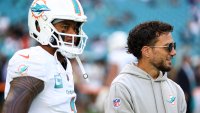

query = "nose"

[170,48,176,56]
[70,26,77,34]
[62,26,78,43]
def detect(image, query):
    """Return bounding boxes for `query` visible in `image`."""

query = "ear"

[141,46,151,58]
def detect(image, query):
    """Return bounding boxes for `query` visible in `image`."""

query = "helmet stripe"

[71,0,81,15]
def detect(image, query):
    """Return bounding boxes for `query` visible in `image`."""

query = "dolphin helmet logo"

[31,0,50,19]
[31,3,50,13]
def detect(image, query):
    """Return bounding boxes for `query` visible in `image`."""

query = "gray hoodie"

[104,63,186,113]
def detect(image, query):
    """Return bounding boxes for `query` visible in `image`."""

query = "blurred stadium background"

[1,0,200,113]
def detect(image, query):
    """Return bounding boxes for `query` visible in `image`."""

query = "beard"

[157,63,171,72]
[152,59,172,72]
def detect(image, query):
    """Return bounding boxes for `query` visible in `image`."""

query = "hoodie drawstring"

[150,79,159,113]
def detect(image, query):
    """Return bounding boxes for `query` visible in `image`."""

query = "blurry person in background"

[0,54,6,111]
[94,31,137,113]
[0,26,23,60]
[193,63,200,113]
[176,55,196,113]
[2,0,88,113]
[195,63,200,87]
[105,31,137,86]
[0,15,10,35]
[73,36,107,113]
[104,21,187,113]
[0,14,10,112]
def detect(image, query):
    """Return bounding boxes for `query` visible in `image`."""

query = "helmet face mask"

[28,0,88,58]
[50,28,88,55]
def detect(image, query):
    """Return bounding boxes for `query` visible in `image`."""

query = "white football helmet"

[28,0,88,58]
[107,31,128,52]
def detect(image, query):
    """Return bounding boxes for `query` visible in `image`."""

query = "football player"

[2,0,88,113]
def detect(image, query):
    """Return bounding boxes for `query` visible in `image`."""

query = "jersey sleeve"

[7,50,46,81]
[104,82,135,113]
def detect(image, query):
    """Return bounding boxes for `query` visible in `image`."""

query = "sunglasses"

[149,42,176,52]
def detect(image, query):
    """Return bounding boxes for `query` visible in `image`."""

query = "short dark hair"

[127,21,173,59]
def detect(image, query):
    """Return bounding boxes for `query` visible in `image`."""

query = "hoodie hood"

[120,63,168,82]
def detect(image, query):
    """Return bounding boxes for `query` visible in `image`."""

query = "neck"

[137,59,160,79]
[40,45,65,62]
[41,45,56,55]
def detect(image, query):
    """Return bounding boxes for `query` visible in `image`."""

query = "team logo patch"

[54,74,63,88]
[167,95,176,105]
[113,98,121,108]
[15,64,29,76]
[31,0,50,19]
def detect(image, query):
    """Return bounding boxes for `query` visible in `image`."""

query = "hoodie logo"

[167,95,176,105]
[113,98,121,108]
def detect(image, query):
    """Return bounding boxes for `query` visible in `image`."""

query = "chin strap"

[55,49,89,80]
[75,56,89,80]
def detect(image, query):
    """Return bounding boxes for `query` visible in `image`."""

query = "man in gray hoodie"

[104,21,186,113]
